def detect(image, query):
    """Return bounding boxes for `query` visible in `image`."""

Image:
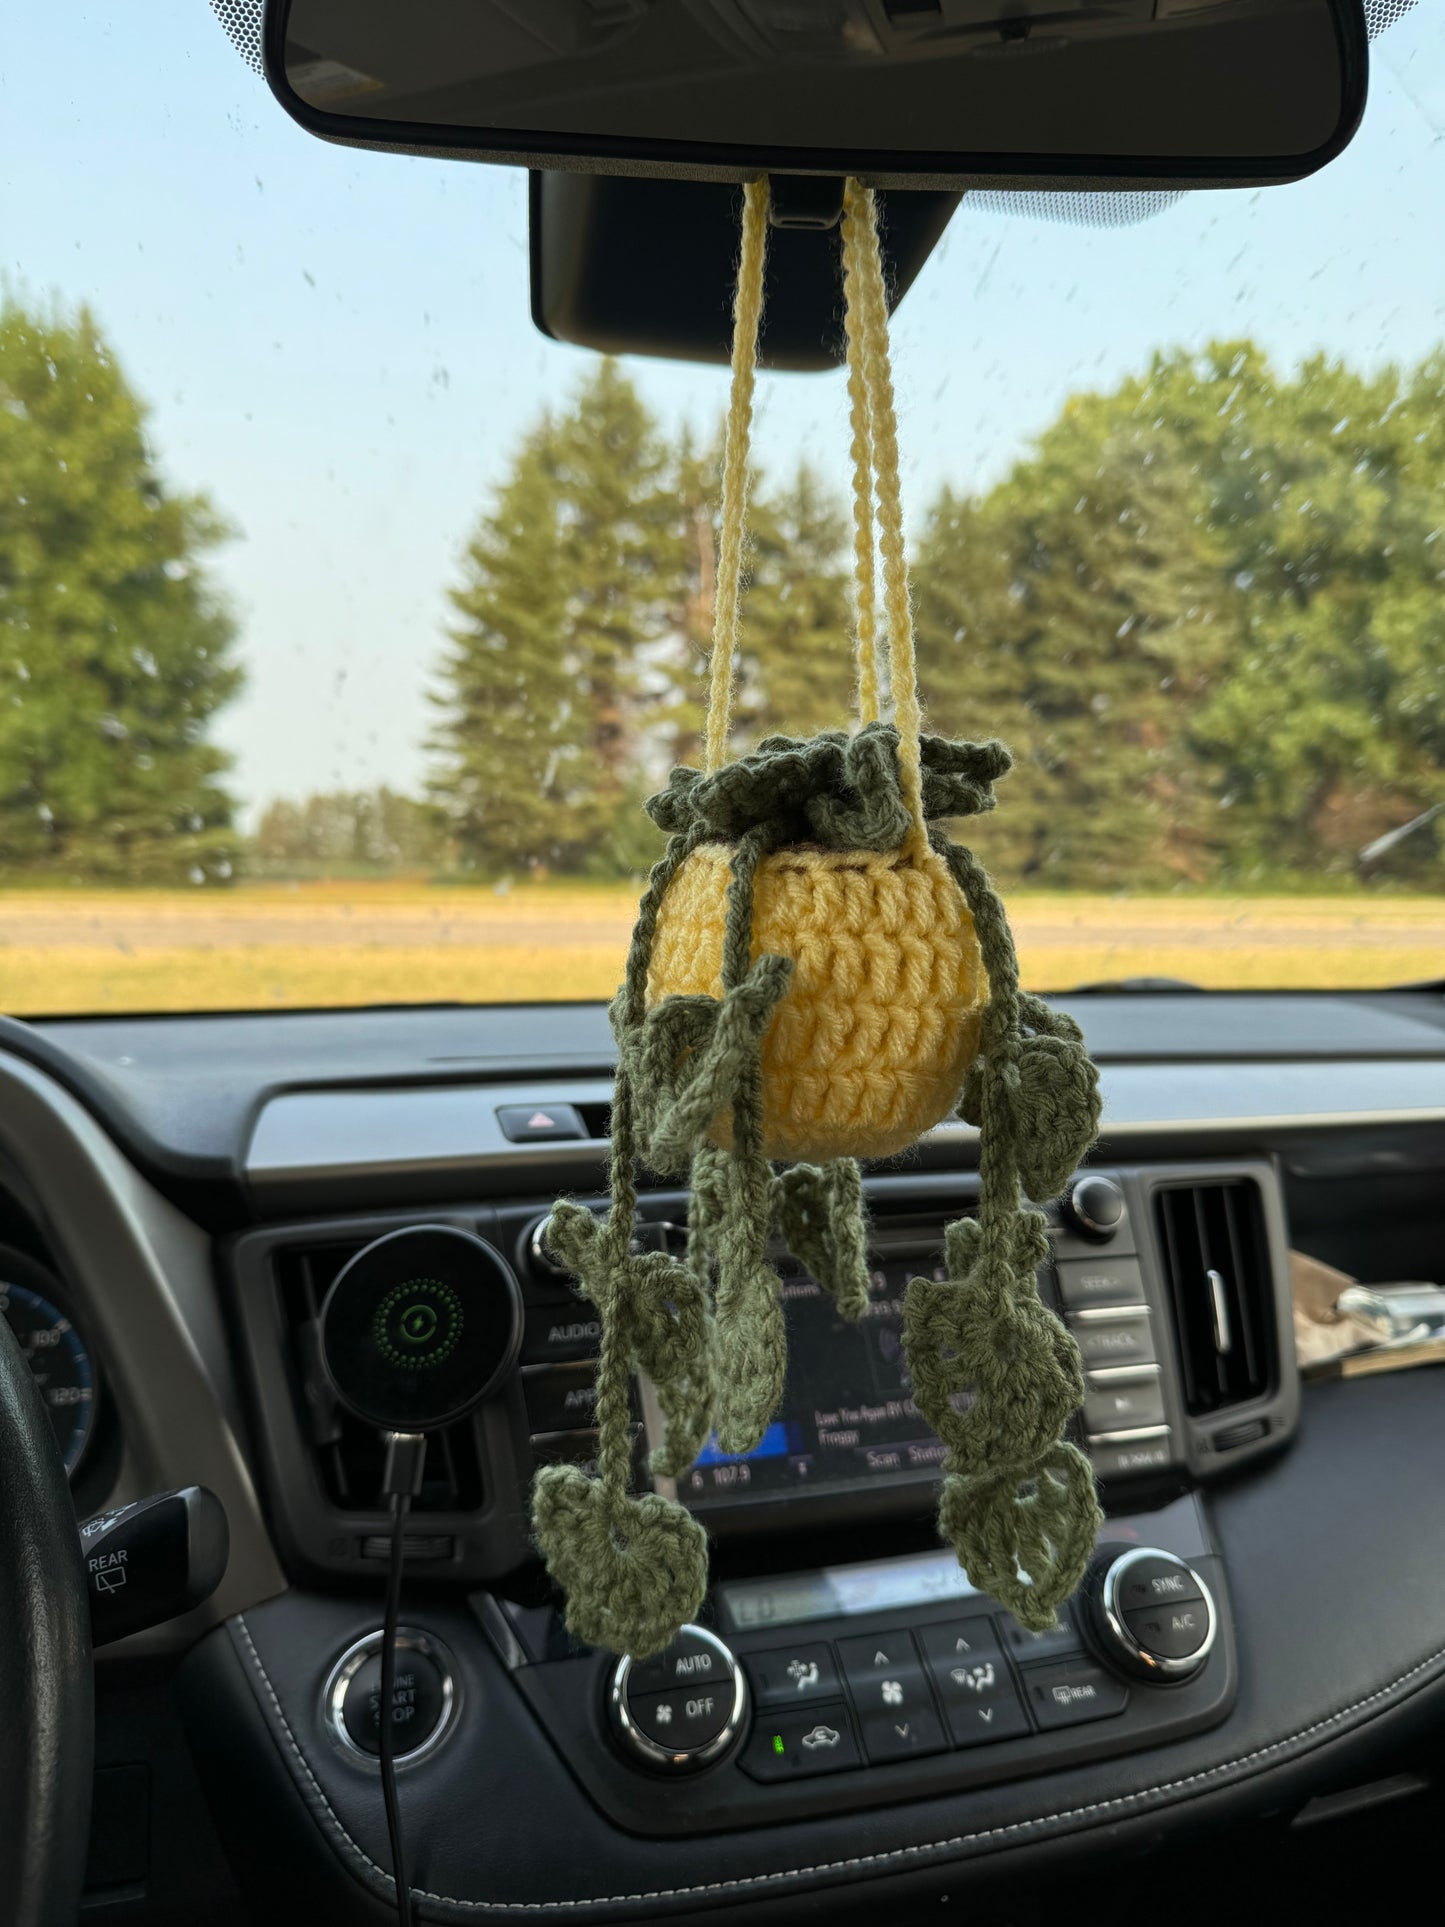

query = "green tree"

[914,396,1227,887]
[429,428,584,871]
[0,299,241,880]
[739,462,853,742]
[1144,343,1445,876]
[914,340,1445,886]
[549,359,684,856]
[662,423,721,772]
[432,361,683,874]
[252,786,444,872]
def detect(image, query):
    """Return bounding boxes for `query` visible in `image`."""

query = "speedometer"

[0,1246,98,1478]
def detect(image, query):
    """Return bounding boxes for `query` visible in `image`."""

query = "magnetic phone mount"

[316,1224,524,1927]
[317,1224,523,1434]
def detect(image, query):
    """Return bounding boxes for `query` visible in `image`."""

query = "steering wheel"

[0,1314,93,1926]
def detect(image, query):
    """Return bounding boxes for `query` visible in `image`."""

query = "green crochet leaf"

[532,1470,708,1658]
[626,955,794,1175]
[646,723,1012,851]
[937,1442,1101,1632]
[712,1259,786,1456]
[773,1160,871,1321]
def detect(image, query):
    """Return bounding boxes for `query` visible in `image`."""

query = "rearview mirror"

[264,0,1367,191]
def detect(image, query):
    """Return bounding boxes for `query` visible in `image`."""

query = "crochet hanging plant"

[533,179,1104,1658]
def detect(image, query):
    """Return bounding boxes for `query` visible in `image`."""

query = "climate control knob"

[1063,1175,1126,1240]
[1086,1546,1217,1682]
[609,1625,748,1772]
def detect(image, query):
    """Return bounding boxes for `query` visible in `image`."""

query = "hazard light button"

[496,1103,587,1143]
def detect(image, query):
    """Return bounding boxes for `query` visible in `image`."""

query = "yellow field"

[0,879,1441,1013]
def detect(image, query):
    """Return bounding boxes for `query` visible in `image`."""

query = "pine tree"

[432,362,685,875]
[661,424,721,772]
[0,299,241,880]
[739,462,853,742]
[428,427,586,872]
[913,397,1227,889]
[548,360,684,861]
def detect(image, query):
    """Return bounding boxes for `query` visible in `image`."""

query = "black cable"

[379,1488,414,1927]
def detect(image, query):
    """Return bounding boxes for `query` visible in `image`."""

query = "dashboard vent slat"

[273,1241,484,1514]
[1156,1180,1274,1417]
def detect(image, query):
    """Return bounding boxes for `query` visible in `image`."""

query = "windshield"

[3,3,1442,1014]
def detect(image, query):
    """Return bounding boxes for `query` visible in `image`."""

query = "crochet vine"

[532,177,1104,1657]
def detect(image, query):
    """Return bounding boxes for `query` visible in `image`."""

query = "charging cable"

[380,1431,426,1927]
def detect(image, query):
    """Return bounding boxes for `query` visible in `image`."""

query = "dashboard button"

[629,1630,730,1697]
[844,1658,935,1724]
[917,1626,1031,1746]
[522,1364,600,1432]
[496,1104,586,1142]
[1114,1554,1203,1613]
[745,1642,841,1708]
[1068,1309,1155,1367]
[1124,1601,1210,1661]
[520,1305,602,1365]
[1062,1176,1127,1242]
[610,1624,746,1773]
[1090,1430,1173,1479]
[943,1685,1030,1748]
[1023,1660,1130,1728]
[324,1629,457,1766]
[740,1702,860,1781]
[1055,1255,1146,1309]
[629,1685,732,1751]
[1084,1366,1165,1434]
[1087,1545,1217,1681]
[531,1425,645,1482]
[916,1617,1003,1674]
[341,1645,447,1756]
[836,1631,922,1688]
[861,1704,949,1763]
[1000,1603,1083,1661]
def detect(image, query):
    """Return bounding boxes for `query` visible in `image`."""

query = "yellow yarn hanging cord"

[648,179,988,1163]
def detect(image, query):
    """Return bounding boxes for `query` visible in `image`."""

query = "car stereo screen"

[653,1260,954,1508]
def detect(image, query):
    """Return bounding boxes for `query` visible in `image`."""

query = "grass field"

[0,879,1440,1013]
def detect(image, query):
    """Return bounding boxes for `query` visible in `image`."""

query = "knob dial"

[1087,1546,1217,1682]
[609,1625,748,1772]
[1064,1175,1126,1241]
[522,1212,573,1281]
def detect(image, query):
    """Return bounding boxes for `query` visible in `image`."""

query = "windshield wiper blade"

[1064,976,1205,994]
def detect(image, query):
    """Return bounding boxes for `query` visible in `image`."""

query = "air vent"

[273,1241,484,1513]
[1155,1181,1274,1416]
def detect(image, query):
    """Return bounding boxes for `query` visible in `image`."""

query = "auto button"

[609,1624,747,1773]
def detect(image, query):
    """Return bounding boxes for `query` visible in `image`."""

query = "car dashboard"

[2,989,1443,1923]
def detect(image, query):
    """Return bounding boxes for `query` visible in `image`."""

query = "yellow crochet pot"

[648,838,986,1163]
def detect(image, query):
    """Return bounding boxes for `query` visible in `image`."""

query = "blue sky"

[3,3,1444,823]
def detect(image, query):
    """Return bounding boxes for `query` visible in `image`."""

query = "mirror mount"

[530,174,959,370]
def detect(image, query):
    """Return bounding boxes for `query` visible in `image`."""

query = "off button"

[630,1686,730,1751]
[611,1624,747,1773]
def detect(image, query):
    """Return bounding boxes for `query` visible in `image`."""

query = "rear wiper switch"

[78,1486,229,1647]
